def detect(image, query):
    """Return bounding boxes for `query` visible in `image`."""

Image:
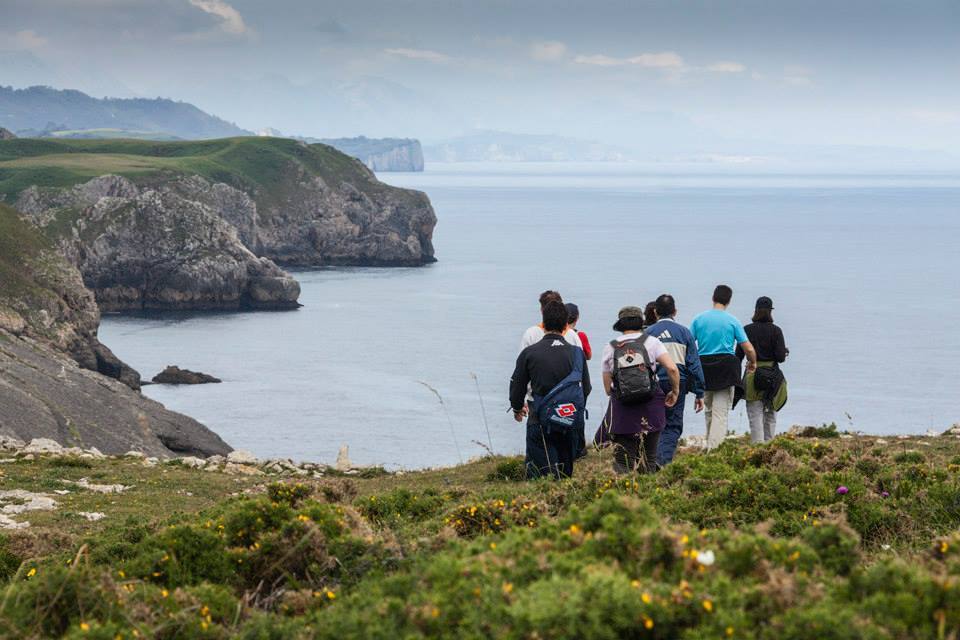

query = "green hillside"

[4,434,960,638]
[0,137,410,215]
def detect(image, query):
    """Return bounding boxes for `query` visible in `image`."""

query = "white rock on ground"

[67,478,130,494]
[0,436,26,451]
[224,462,264,476]
[179,456,207,469]
[227,450,258,465]
[78,512,106,521]
[124,451,146,459]
[0,489,58,529]
[0,514,29,530]
[22,438,64,455]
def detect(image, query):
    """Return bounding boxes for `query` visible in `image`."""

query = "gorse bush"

[4,437,960,638]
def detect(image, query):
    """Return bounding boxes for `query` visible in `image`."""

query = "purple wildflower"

[881,491,890,498]
[836,486,849,495]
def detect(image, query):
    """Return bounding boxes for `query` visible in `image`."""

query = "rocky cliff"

[0,204,231,457]
[15,176,301,311]
[1,137,437,308]
[320,137,425,172]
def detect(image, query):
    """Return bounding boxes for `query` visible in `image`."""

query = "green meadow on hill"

[0,136,417,217]
[3,432,960,638]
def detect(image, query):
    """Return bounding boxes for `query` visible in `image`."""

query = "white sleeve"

[600,343,615,374]
[647,337,668,368]
[520,326,537,351]
[565,328,582,348]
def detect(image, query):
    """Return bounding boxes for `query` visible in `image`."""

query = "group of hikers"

[509,286,789,479]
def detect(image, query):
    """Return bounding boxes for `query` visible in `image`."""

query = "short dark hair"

[752,308,774,323]
[655,294,676,319]
[712,285,733,306]
[564,302,580,323]
[539,290,562,310]
[644,301,658,327]
[542,300,569,332]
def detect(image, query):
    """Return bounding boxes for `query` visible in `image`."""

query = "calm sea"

[99,163,960,469]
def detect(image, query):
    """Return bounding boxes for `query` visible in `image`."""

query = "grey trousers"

[703,386,733,450]
[747,400,777,442]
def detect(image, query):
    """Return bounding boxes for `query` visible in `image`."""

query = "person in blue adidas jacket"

[646,294,706,466]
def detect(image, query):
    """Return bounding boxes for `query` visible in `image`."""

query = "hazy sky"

[2,0,959,156]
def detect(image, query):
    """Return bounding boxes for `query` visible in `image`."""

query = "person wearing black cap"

[737,296,789,442]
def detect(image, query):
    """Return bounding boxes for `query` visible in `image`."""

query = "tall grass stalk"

[418,381,464,464]
[470,372,494,453]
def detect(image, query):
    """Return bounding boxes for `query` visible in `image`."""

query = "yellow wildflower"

[26,568,36,578]
[161,589,169,598]
[641,592,652,604]
[702,599,713,612]
[326,590,336,600]
[643,617,654,630]
[502,582,514,595]
[80,622,91,632]
[726,626,735,637]
[489,542,497,550]
[431,607,440,618]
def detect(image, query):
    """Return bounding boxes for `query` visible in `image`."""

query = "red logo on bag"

[555,404,577,418]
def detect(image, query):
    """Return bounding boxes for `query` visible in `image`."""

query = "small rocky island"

[152,366,222,385]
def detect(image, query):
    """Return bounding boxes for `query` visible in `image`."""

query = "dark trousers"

[612,431,660,474]
[525,423,579,479]
[656,379,687,467]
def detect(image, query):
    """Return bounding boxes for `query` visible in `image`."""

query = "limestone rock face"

[16,176,301,311]
[0,203,140,389]
[0,330,231,457]
[0,128,15,140]
[251,165,436,267]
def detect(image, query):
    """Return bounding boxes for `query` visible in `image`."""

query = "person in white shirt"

[519,290,582,351]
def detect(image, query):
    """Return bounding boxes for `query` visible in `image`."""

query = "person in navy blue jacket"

[646,294,706,466]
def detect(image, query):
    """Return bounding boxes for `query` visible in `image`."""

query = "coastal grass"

[0,136,421,219]
[3,434,960,638]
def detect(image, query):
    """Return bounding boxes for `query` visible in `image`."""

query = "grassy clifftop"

[0,137,414,214]
[3,433,960,638]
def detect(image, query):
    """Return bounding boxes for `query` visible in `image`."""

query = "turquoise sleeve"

[734,321,748,343]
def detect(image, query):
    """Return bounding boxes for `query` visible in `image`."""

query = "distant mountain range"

[0,85,250,139]
[424,131,630,163]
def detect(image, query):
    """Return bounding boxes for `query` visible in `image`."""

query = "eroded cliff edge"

[0,204,231,457]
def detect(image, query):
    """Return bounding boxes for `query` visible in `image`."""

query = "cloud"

[187,0,253,38]
[910,110,960,125]
[530,40,567,61]
[574,51,684,68]
[706,61,745,73]
[2,29,48,52]
[384,47,451,63]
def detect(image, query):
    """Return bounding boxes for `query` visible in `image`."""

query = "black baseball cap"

[564,303,580,322]
[755,296,774,310]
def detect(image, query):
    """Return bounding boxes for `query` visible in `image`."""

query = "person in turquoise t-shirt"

[690,285,757,450]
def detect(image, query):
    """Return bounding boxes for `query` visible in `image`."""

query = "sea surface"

[99,163,960,469]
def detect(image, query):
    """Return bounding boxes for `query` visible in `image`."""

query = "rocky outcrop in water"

[0,204,231,456]
[15,176,302,311]
[152,366,222,385]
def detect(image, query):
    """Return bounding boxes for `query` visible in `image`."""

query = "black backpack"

[610,333,658,405]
